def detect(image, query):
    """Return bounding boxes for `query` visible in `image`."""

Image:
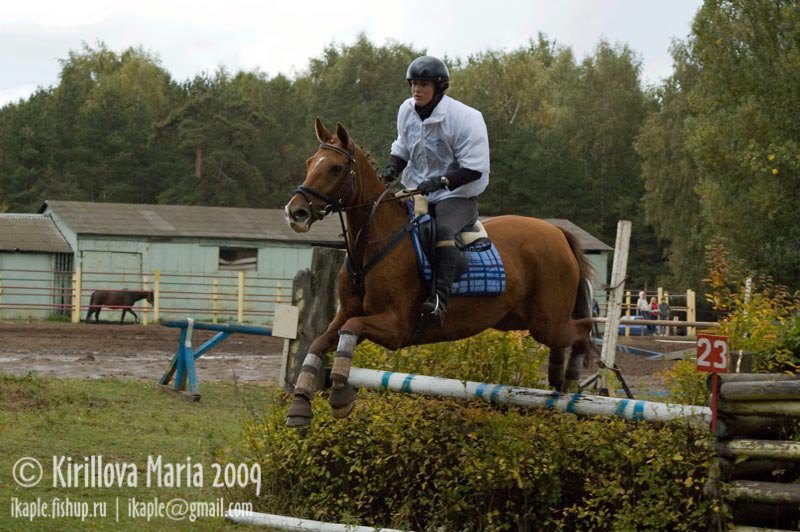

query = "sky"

[1,0,703,107]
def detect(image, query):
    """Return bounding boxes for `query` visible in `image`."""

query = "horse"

[85,290,154,324]
[283,118,595,428]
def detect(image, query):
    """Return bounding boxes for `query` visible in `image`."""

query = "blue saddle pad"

[409,209,506,296]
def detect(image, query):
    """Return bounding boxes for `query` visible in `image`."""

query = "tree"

[688,0,800,289]
[636,40,707,289]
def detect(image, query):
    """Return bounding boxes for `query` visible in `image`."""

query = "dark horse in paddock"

[85,290,154,324]
[283,119,595,428]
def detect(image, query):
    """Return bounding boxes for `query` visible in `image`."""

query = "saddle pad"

[411,221,506,296]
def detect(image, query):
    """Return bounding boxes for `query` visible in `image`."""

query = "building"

[0,214,74,319]
[40,200,344,323]
[0,200,611,323]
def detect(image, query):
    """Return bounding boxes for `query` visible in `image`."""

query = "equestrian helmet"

[406,56,450,91]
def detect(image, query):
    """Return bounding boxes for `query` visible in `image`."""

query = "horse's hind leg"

[547,346,565,392]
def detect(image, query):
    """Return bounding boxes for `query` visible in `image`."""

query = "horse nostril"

[292,209,310,223]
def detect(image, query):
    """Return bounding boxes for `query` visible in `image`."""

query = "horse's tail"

[560,228,594,320]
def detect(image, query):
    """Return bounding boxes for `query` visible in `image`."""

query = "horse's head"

[285,118,358,233]
[146,291,154,305]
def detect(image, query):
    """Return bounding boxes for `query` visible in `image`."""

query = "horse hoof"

[286,416,312,429]
[331,402,356,419]
[329,383,357,419]
[286,396,313,428]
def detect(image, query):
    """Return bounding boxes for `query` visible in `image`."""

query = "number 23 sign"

[696,334,729,373]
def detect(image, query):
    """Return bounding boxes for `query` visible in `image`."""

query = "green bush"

[355,329,550,387]
[232,392,714,531]
[659,359,710,406]
[223,332,715,530]
[757,313,800,372]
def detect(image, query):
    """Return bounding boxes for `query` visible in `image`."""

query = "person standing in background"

[658,297,671,336]
[649,297,658,334]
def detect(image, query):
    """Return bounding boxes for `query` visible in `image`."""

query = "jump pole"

[347,367,711,424]
[225,511,407,531]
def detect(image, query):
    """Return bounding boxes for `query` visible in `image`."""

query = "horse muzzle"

[285,200,314,233]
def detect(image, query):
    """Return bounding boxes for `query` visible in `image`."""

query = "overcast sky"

[1,0,703,107]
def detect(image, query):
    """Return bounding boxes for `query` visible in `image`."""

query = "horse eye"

[330,165,343,173]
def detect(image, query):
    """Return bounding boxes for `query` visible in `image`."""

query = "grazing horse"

[85,290,154,324]
[283,118,595,428]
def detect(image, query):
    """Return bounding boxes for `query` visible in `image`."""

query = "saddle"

[406,196,506,296]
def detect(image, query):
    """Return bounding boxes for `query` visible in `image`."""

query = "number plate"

[696,334,729,373]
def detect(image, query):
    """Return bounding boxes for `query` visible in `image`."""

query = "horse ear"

[335,122,350,148]
[315,117,332,143]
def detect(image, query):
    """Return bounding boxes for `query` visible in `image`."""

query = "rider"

[380,55,490,321]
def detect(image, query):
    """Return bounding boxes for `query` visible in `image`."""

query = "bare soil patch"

[0,322,687,397]
[0,321,285,383]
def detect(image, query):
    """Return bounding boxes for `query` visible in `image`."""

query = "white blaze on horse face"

[310,156,326,174]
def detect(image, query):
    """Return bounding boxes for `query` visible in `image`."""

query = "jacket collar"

[406,95,450,124]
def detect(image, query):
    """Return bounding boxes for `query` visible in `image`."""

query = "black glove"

[379,165,399,183]
[416,176,449,195]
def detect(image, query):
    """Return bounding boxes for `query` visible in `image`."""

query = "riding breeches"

[429,197,478,242]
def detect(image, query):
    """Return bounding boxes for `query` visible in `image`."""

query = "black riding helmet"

[406,56,450,92]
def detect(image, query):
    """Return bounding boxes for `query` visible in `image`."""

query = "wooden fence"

[0,267,293,325]
[708,372,800,530]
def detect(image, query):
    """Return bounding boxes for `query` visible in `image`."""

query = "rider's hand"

[416,176,449,195]
[379,165,399,183]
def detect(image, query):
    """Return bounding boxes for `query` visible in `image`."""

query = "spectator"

[649,297,658,334]
[636,291,649,336]
[658,297,671,336]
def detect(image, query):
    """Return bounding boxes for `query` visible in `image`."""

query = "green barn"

[40,200,343,324]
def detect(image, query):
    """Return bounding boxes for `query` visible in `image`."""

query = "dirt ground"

[0,321,689,395]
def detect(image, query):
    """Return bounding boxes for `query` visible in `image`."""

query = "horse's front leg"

[285,313,348,429]
[327,312,405,419]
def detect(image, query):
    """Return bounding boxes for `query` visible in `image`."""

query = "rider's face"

[411,80,435,107]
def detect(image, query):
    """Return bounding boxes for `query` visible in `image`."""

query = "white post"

[142,276,149,326]
[598,220,632,395]
[71,267,82,323]
[212,279,219,324]
[687,289,697,338]
[624,290,631,337]
[153,269,160,323]
[237,271,245,324]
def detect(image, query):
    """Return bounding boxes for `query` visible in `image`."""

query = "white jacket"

[390,95,490,202]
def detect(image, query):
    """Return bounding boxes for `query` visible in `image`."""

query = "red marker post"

[696,333,729,433]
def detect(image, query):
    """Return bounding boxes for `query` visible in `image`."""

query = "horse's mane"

[352,139,378,172]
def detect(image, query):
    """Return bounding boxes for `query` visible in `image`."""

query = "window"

[218,247,257,271]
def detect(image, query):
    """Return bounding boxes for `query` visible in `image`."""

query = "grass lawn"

[0,372,280,531]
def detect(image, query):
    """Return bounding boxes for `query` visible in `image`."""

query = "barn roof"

[40,200,344,245]
[36,200,611,252]
[544,219,612,252]
[0,214,73,253]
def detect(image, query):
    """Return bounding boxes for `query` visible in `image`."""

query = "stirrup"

[421,294,446,320]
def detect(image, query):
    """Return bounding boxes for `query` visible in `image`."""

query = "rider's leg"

[421,197,478,320]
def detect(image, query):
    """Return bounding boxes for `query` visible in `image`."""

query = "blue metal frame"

[159,318,273,400]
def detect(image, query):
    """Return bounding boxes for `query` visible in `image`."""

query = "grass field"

[0,372,277,531]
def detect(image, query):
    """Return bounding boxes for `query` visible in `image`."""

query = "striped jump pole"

[225,510,407,531]
[347,367,711,424]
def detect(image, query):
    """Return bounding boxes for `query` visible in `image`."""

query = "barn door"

[81,251,143,292]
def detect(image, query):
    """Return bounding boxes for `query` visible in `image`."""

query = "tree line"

[0,0,797,293]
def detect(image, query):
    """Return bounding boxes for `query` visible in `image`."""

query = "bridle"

[293,143,358,217]
[290,142,414,292]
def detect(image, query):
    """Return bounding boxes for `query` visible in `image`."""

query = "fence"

[0,267,292,325]
[611,287,699,337]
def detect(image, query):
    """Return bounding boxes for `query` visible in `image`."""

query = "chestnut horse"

[284,118,594,428]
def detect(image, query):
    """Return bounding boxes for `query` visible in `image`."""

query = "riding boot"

[421,244,459,321]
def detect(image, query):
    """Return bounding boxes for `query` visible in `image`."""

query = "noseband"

[293,143,357,216]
